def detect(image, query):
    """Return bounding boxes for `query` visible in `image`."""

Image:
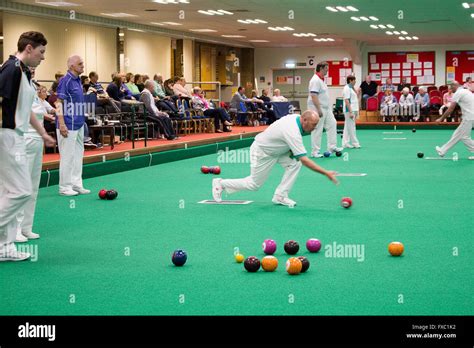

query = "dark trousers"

[264,108,277,124]
[147,114,176,139]
[156,100,178,113]
[204,108,231,130]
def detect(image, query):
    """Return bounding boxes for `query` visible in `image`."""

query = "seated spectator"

[271,89,288,102]
[360,75,378,109]
[150,74,178,114]
[463,77,473,92]
[125,73,141,99]
[380,89,397,121]
[191,87,233,133]
[49,71,64,95]
[88,71,121,113]
[230,86,253,110]
[164,78,175,97]
[106,75,128,102]
[47,82,59,107]
[80,76,90,93]
[33,85,56,133]
[135,74,145,92]
[397,78,411,92]
[257,89,277,125]
[414,87,430,121]
[140,80,177,140]
[439,86,454,120]
[398,87,414,121]
[381,78,396,93]
[118,72,136,100]
[172,76,191,98]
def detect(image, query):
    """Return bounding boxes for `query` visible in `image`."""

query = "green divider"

[40,137,255,188]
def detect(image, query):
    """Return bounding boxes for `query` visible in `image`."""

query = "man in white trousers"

[56,55,90,196]
[212,110,339,207]
[309,62,343,158]
[342,75,361,149]
[0,31,56,261]
[435,81,474,159]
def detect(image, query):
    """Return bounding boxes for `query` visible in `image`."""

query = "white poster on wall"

[403,62,411,69]
[381,63,390,70]
[381,70,390,77]
[370,55,377,64]
[392,63,401,69]
[413,62,422,69]
[413,70,422,76]
[392,70,401,77]
[424,69,433,76]
[371,63,380,70]
[424,62,433,68]
[392,78,401,84]
[403,70,411,77]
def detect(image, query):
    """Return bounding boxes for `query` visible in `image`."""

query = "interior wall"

[124,30,171,79]
[182,38,194,84]
[3,12,117,82]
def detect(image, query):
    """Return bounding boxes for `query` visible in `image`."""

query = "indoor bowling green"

[1,128,472,316]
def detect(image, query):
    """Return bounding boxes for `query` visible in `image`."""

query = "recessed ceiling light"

[401,30,408,35]
[268,26,293,31]
[162,22,182,25]
[336,6,349,12]
[393,31,400,35]
[218,10,234,15]
[283,27,294,30]
[118,32,125,37]
[378,25,386,29]
[360,16,369,21]
[221,35,246,38]
[249,40,269,42]
[405,37,412,40]
[387,24,395,29]
[462,2,470,8]
[369,16,379,21]
[326,6,338,12]
[351,17,361,21]
[36,1,81,6]
[152,0,189,3]
[128,28,145,32]
[346,6,358,11]
[255,19,267,23]
[208,10,224,15]
[370,24,378,29]
[412,36,419,40]
[101,12,137,17]
[386,31,393,35]
[189,29,217,32]
[0,36,4,40]
[327,38,335,41]
[399,36,405,40]
[151,22,165,26]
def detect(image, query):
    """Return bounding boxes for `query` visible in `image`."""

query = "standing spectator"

[191,87,232,133]
[55,55,90,196]
[398,87,414,121]
[397,77,411,92]
[88,71,121,112]
[381,78,396,92]
[436,81,474,159]
[272,89,288,102]
[342,76,361,149]
[140,80,177,140]
[414,87,430,121]
[380,89,397,121]
[308,61,342,157]
[359,75,378,109]
[0,31,55,261]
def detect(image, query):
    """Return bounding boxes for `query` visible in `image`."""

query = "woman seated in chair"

[380,89,397,122]
[191,87,233,133]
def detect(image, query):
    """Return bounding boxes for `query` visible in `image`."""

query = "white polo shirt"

[254,114,307,159]
[452,88,474,120]
[308,73,330,110]
[342,84,359,112]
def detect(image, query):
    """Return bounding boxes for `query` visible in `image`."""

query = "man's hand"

[42,133,56,147]
[349,111,354,119]
[59,123,68,138]
[326,171,339,185]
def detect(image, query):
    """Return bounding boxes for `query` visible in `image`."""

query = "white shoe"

[0,249,31,262]
[343,144,354,149]
[311,152,324,158]
[15,232,28,243]
[330,147,343,153]
[272,195,296,207]
[212,178,223,203]
[22,231,40,239]
[60,190,79,196]
[435,146,445,158]
[73,187,91,195]
[468,156,474,160]
[353,144,361,149]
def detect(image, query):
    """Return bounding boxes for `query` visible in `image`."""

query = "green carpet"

[1,129,473,315]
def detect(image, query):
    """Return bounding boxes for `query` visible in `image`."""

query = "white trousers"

[16,135,44,234]
[310,107,338,153]
[0,129,32,254]
[342,111,360,147]
[220,143,302,198]
[57,126,85,192]
[439,118,474,155]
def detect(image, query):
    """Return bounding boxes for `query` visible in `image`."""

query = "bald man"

[212,110,339,206]
[436,81,474,159]
[55,55,90,196]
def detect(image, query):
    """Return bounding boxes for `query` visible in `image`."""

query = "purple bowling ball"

[306,238,322,253]
[262,239,277,255]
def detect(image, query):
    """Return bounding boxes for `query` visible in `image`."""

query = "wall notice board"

[446,51,474,84]
[368,52,436,85]
[326,60,353,86]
